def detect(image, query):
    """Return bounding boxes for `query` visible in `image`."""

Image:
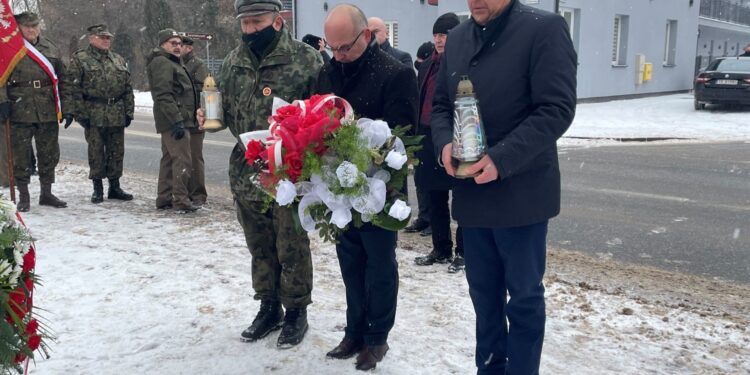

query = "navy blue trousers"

[335,226,399,346]
[463,222,548,375]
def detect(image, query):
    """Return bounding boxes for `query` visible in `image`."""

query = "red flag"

[0,0,27,86]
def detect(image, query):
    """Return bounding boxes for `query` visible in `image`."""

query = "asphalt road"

[57,114,750,284]
[554,141,749,284]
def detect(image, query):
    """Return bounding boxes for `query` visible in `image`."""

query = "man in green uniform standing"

[0,12,67,212]
[62,24,135,204]
[180,36,208,206]
[199,0,322,349]
[147,28,199,213]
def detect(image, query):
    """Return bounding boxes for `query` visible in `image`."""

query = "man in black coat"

[431,0,577,374]
[316,4,418,372]
[368,17,414,68]
[414,12,464,272]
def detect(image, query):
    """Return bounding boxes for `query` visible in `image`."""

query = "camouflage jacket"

[0,36,65,124]
[61,45,134,127]
[217,27,322,200]
[182,52,209,96]
[146,48,197,133]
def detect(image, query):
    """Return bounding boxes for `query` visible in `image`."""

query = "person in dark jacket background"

[180,36,209,206]
[414,41,435,71]
[146,28,199,213]
[414,12,464,272]
[368,17,413,68]
[431,0,577,374]
[316,4,418,372]
[302,33,332,64]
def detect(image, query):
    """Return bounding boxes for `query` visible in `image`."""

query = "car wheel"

[694,100,705,111]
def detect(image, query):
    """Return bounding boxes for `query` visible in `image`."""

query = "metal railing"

[700,0,750,27]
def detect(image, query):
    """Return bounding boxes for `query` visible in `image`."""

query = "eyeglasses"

[168,41,183,47]
[324,29,365,54]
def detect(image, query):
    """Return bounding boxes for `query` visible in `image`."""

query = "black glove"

[125,115,133,127]
[61,114,74,129]
[171,122,185,140]
[0,102,10,123]
[78,118,91,129]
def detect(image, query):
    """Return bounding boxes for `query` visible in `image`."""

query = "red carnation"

[273,105,302,123]
[14,353,26,364]
[28,334,41,351]
[25,319,39,335]
[22,248,35,273]
[244,140,265,165]
[283,151,304,182]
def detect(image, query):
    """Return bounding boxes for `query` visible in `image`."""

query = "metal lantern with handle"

[200,74,223,131]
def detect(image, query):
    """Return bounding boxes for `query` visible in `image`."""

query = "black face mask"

[242,24,278,57]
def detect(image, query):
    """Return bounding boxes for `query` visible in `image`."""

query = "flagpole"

[4,119,14,203]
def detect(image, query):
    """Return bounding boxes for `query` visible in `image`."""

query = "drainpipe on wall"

[554,0,560,13]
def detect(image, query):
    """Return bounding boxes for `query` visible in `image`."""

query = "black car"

[694,57,750,110]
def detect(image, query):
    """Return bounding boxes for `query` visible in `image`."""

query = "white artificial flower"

[275,179,297,206]
[351,178,387,215]
[330,208,352,229]
[357,118,392,149]
[385,150,408,170]
[298,193,323,232]
[388,199,412,221]
[372,169,391,184]
[336,161,361,188]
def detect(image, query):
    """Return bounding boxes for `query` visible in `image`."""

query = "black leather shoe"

[327,336,364,359]
[107,178,133,201]
[415,250,451,266]
[240,301,284,342]
[447,255,465,273]
[355,344,389,371]
[91,179,104,204]
[404,219,429,233]
[277,307,308,349]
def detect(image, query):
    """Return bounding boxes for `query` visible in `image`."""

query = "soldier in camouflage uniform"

[61,24,135,204]
[180,36,209,206]
[200,0,322,349]
[0,12,67,212]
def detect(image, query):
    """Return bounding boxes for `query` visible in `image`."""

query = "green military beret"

[158,28,180,46]
[87,24,114,37]
[14,12,40,27]
[235,0,282,19]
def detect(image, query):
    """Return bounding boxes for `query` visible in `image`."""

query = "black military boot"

[39,183,67,208]
[107,178,133,201]
[91,179,104,204]
[277,307,308,349]
[240,301,284,342]
[16,184,30,212]
[414,249,451,266]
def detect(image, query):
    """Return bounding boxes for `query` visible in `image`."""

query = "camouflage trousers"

[235,198,313,308]
[10,122,59,185]
[85,126,125,180]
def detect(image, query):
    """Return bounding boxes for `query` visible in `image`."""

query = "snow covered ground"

[6,163,748,374]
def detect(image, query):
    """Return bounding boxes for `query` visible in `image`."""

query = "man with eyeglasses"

[62,24,135,204]
[146,28,199,213]
[367,17,413,68]
[315,4,418,371]
[197,0,321,349]
[180,36,209,207]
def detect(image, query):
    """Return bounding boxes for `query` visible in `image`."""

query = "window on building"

[663,20,678,66]
[559,7,580,53]
[384,21,399,48]
[612,15,629,66]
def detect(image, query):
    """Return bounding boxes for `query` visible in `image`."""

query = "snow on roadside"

[6,163,746,374]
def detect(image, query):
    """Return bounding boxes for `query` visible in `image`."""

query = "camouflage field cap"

[158,28,181,45]
[235,0,282,18]
[14,12,40,27]
[87,24,114,37]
